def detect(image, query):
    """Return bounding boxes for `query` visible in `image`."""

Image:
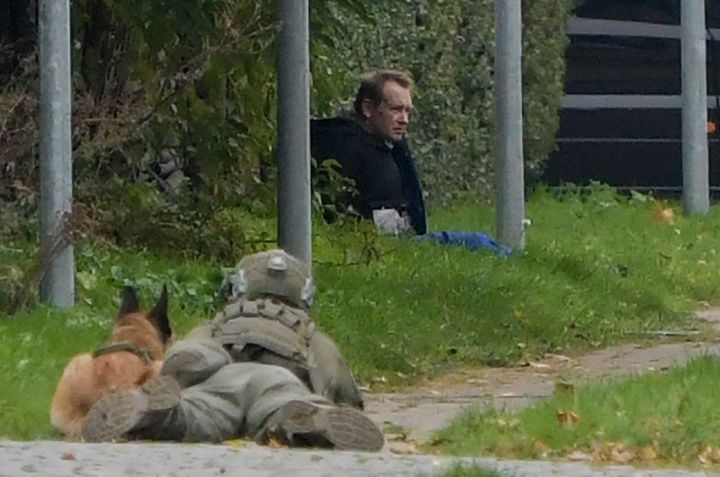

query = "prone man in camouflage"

[81,249,384,451]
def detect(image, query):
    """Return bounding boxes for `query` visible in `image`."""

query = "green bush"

[1,0,571,252]
[313,0,572,205]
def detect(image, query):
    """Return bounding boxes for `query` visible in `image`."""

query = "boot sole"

[270,400,385,452]
[81,375,181,442]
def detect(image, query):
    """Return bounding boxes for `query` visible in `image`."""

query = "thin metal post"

[39,0,75,307]
[681,0,710,215]
[495,0,526,251]
[276,0,312,266]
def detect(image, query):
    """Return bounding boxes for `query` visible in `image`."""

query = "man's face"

[361,80,413,142]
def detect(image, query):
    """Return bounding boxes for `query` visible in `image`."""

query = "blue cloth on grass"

[414,231,512,257]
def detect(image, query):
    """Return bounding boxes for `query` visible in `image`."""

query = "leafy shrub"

[0,0,571,252]
[313,0,572,205]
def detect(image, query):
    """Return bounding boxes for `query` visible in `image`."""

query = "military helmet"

[225,249,315,309]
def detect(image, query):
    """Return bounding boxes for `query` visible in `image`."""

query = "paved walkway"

[366,341,720,442]
[365,309,720,443]
[2,441,719,477]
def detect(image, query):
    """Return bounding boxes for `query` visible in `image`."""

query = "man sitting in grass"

[311,69,427,236]
[312,70,510,256]
[80,249,384,451]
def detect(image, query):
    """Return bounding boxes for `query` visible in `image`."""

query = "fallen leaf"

[637,443,658,461]
[223,439,250,448]
[533,439,551,457]
[611,446,635,464]
[494,417,519,429]
[556,409,580,428]
[389,442,420,455]
[513,310,528,324]
[653,204,675,225]
[61,453,76,461]
[529,362,550,369]
[268,436,287,449]
[698,444,720,464]
[594,442,636,464]
[566,450,591,462]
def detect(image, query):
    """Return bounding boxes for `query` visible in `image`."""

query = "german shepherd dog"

[50,285,173,438]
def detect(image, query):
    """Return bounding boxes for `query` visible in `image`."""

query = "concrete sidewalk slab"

[1,441,719,477]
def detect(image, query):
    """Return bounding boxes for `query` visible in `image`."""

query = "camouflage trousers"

[139,327,331,443]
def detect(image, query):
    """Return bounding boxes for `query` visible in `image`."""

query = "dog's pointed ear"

[118,286,140,318]
[151,285,172,342]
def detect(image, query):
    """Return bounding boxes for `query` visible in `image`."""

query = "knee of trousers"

[213,362,310,399]
[162,339,232,386]
[167,338,231,362]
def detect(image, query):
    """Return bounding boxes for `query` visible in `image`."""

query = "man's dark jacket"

[310,116,427,235]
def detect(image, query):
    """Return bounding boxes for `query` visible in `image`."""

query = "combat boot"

[81,375,181,442]
[258,400,385,452]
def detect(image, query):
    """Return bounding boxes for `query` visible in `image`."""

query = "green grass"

[314,186,720,379]
[430,463,510,477]
[2,185,720,439]
[431,356,720,467]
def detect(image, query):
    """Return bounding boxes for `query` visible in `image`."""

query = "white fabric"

[372,208,410,236]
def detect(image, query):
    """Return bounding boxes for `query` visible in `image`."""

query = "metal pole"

[495,0,526,250]
[681,0,710,215]
[276,0,312,266]
[39,0,75,307]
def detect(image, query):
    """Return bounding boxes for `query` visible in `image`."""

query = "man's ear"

[360,98,375,119]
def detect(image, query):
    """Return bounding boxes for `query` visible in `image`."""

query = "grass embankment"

[432,356,720,468]
[2,186,720,439]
